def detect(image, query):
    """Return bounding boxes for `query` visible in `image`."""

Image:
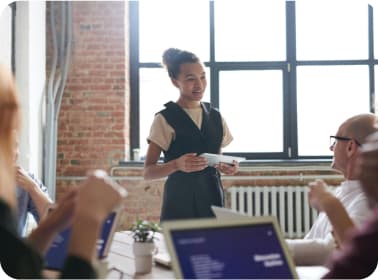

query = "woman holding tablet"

[144,48,239,221]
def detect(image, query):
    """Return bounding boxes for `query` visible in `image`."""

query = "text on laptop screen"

[170,222,294,279]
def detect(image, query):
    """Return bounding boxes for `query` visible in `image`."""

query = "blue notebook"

[44,210,121,270]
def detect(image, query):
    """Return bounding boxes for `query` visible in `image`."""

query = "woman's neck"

[176,99,201,109]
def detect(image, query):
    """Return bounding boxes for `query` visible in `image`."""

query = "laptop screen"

[164,218,297,279]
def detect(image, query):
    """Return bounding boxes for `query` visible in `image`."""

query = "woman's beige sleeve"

[221,116,234,148]
[147,114,175,152]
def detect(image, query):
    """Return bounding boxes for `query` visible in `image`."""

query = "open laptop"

[211,205,250,219]
[44,209,122,271]
[210,206,330,279]
[162,216,298,279]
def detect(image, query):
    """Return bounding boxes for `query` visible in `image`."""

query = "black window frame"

[129,1,375,161]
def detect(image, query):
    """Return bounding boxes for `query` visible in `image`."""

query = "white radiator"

[228,186,321,239]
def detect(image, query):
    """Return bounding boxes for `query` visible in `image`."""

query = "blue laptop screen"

[170,223,294,279]
[44,211,117,270]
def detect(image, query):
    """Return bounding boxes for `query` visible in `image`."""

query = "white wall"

[0,5,11,69]
[15,1,45,180]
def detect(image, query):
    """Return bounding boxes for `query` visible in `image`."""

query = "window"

[0,3,15,72]
[130,0,375,160]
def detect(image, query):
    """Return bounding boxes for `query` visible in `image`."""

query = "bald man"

[286,113,378,265]
[324,130,378,279]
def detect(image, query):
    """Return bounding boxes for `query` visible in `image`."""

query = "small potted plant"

[130,219,161,274]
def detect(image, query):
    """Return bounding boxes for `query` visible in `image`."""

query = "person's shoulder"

[202,102,220,113]
[157,101,175,115]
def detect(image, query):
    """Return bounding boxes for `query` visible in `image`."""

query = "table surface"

[106,231,173,279]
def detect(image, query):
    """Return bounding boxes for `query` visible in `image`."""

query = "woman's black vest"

[160,101,223,161]
[158,101,225,221]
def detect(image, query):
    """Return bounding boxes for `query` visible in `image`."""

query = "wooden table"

[105,231,174,279]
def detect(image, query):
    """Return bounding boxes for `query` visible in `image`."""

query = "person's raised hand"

[308,179,336,212]
[15,166,36,192]
[75,170,128,223]
[40,188,78,233]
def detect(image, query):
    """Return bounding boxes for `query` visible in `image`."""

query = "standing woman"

[144,48,238,221]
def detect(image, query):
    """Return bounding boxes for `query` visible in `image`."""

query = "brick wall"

[45,2,344,232]
[46,1,129,200]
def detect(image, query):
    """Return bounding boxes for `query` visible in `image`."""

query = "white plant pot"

[132,242,156,274]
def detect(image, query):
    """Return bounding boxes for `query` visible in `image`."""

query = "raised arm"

[16,166,52,221]
[66,170,127,264]
[308,179,355,246]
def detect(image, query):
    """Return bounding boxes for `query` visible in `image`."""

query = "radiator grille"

[228,186,324,239]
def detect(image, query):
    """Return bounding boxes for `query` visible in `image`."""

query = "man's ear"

[347,140,357,156]
[171,78,179,89]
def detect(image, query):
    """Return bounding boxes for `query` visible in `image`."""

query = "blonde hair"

[0,65,20,208]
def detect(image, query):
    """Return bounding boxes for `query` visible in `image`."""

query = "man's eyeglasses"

[330,136,361,147]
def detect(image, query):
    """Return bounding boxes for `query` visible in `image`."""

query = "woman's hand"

[66,170,127,263]
[75,170,127,222]
[15,166,36,191]
[215,161,239,175]
[175,153,208,173]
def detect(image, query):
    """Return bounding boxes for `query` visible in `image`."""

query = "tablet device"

[44,209,121,271]
[199,153,245,166]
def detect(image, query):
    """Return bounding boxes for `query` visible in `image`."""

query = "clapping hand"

[308,179,336,212]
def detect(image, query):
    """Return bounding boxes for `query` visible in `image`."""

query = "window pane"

[139,68,210,158]
[214,0,286,61]
[297,66,370,156]
[220,70,283,153]
[296,0,368,60]
[139,0,209,62]
[0,6,12,68]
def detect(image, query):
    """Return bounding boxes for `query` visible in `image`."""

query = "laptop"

[162,216,298,279]
[44,209,122,271]
[211,205,250,219]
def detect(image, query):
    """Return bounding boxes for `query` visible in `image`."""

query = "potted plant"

[130,219,161,274]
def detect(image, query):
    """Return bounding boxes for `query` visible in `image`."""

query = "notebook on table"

[44,209,122,271]
[162,216,298,279]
